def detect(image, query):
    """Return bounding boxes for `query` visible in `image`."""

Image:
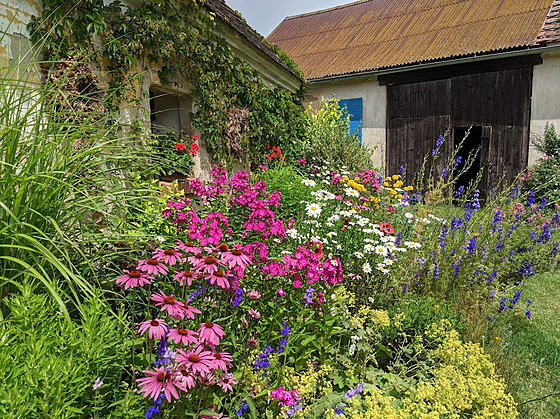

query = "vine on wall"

[29,0,308,162]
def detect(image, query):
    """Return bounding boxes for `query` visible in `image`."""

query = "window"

[339,98,363,144]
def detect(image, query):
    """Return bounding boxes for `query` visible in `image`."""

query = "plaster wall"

[529,51,560,166]
[308,77,387,169]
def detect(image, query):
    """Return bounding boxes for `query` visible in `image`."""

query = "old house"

[0,0,303,179]
[269,0,560,191]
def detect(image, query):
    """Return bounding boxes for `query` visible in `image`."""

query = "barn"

[268,0,560,192]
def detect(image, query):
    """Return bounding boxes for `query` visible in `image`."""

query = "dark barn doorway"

[453,126,490,200]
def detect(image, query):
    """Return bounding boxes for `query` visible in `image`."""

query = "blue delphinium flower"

[303,287,315,304]
[254,345,274,369]
[236,402,249,417]
[232,287,244,306]
[453,156,462,170]
[145,392,165,418]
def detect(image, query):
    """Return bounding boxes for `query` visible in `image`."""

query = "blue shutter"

[339,98,363,144]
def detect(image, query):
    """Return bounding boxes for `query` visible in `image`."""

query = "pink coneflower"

[247,336,259,347]
[198,371,216,386]
[173,270,196,286]
[222,248,251,270]
[138,258,169,276]
[176,368,196,391]
[206,270,230,289]
[183,301,202,319]
[196,255,225,274]
[151,291,187,320]
[248,309,261,319]
[217,372,237,392]
[138,319,168,340]
[188,252,205,266]
[116,269,152,289]
[137,366,180,402]
[212,351,233,372]
[176,240,201,254]
[168,328,198,345]
[198,322,225,346]
[247,289,261,300]
[153,247,185,265]
[176,345,215,375]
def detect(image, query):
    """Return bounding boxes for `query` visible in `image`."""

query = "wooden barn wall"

[386,65,534,189]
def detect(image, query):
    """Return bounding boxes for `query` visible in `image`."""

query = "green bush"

[522,123,560,205]
[300,98,374,173]
[0,284,143,418]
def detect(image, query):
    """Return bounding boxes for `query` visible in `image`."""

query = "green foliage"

[253,165,309,221]
[301,98,374,173]
[522,123,560,205]
[150,132,196,176]
[29,0,308,163]
[0,284,143,418]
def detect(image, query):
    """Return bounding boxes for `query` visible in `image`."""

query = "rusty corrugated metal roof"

[267,0,558,80]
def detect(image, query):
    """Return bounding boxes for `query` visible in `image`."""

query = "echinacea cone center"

[150,320,160,327]
[164,296,176,305]
[164,248,175,256]
[204,256,217,264]
[185,242,196,248]
[147,258,159,266]
[194,253,203,259]
[215,270,225,277]
[218,243,229,252]
[214,353,222,360]
[178,328,189,336]
[205,322,214,328]
[184,271,194,277]
[129,270,141,278]
[232,249,242,256]
[156,372,166,381]
[188,354,200,363]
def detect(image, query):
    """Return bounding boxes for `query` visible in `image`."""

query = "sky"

[226,0,349,37]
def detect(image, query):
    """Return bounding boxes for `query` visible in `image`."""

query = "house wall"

[307,77,387,169]
[529,51,560,166]
[0,0,41,70]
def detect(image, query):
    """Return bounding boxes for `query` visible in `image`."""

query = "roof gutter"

[308,44,560,83]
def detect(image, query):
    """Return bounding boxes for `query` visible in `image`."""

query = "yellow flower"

[393,180,403,188]
[383,181,389,187]
[495,336,501,341]
[386,176,392,181]
[435,304,440,309]
[389,188,397,195]
[397,194,403,199]
[404,185,414,192]
[342,176,349,182]
[392,174,400,181]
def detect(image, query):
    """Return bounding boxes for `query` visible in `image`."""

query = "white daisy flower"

[383,258,394,266]
[357,217,369,227]
[306,203,322,218]
[363,228,374,234]
[328,214,340,223]
[378,265,389,274]
[336,243,343,249]
[364,243,374,253]
[405,212,414,219]
[326,231,337,238]
[344,200,353,206]
[286,228,298,239]
[374,245,388,257]
[404,241,421,249]
[362,262,372,273]
[302,179,316,187]
[354,251,364,259]
[340,210,352,217]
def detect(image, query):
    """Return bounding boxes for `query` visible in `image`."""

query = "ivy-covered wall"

[25,0,308,175]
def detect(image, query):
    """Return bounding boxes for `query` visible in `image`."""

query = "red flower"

[189,143,200,156]
[266,154,272,160]
[271,153,277,159]
[266,144,271,149]
[174,142,187,151]
[279,156,285,161]
[192,134,198,141]
[379,222,395,235]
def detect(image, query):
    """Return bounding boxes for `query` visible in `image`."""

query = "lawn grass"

[489,270,560,418]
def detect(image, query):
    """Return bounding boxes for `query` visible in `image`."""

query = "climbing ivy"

[29,0,308,162]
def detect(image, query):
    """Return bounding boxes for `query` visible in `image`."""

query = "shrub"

[300,98,374,173]
[0,284,143,418]
[522,123,560,206]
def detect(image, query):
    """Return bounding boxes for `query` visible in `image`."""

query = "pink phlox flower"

[198,322,225,347]
[116,269,152,289]
[153,247,185,265]
[222,248,252,270]
[176,345,215,375]
[277,288,286,296]
[138,319,168,340]
[173,270,197,286]
[205,270,230,289]
[217,372,237,392]
[137,258,169,276]
[212,351,233,372]
[168,328,199,345]
[293,279,302,289]
[151,291,187,320]
[270,387,300,407]
[137,366,180,402]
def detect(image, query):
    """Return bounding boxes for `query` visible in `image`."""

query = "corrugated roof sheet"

[267,0,559,80]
